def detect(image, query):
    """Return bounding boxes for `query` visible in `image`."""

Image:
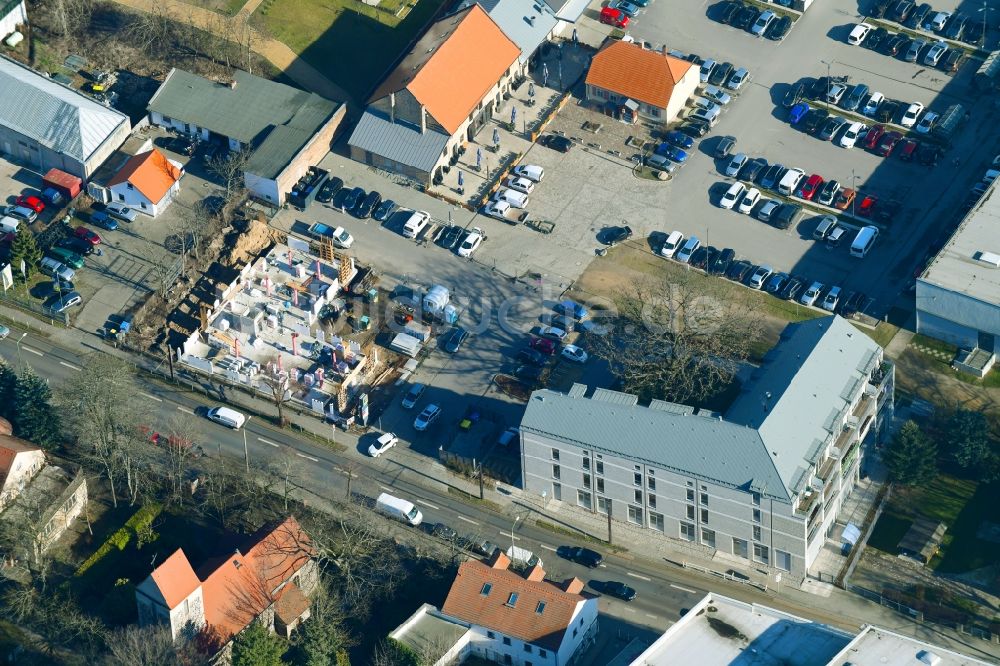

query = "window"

[628,505,643,524]
[539,650,547,658]
[701,484,707,491]
[140,201,147,209]
[687,488,695,501]
[506,593,519,607]
[753,544,770,565]
[552,483,561,501]
[596,478,605,494]
[487,631,496,639]
[127,182,134,190]
[583,474,591,489]
[582,456,590,471]
[634,464,641,471]
[648,494,656,509]
[733,538,748,559]
[503,636,512,646]
[649,512,664,532]
[596,461,604,475]
[753,508,761,523]
[572,628,578,639]
[535,601,546,614]
[752,491,761,506]
[118,193,125,201]
[700,492,709,505]
[598,496,611,515]
[648,468,655,476]
[680,522,695,541]
[647,477,656,491]
[776,550,792,572]
[634,489,642,503]
[701,509,709,524]
[524,644,533,653]
[753,525,762,541]
[702,528,716,548]
[686,505,695,520]
[577,490,592,510]
[551,448,560,460]
[687,480,694,487]
[481,583,492,596]
[552,465,561,480]
[633,472,642,486]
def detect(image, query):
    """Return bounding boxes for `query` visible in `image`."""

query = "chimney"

[389,92,396,123]
[488,550,511,570]
[525,564,546,582]
[420,105,427,134]
[562,577,584,594]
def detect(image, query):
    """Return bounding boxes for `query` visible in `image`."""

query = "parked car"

[316,177,343,203]
[355,190,382,218]
[610,0,640,17]
[720,182,747,210]
[561,345,588,363]
[517,348,548,366]
[797,174,823,200]
[557,546,603,567]
[748,264,772,289]
[726,67,751,91]
[368,432,398,458]
[926,11,950,32]
[540,134,574,152]
[505,176,535,194]
[401,383,426,409]
[689,107,720,126]
[773,202,803,229]
[601,581,637,601]
[862,92,884,117]
[3,206,36,223]
[726,259,753,282]
[700,59,717,83]
[15,195,44,213]
[738,187,761,214]
[915,110,939,134]
[819,116,848,141]
[891,0,914,22]
[676,236,700,263]
[783,84,805,109]
[437,224,464,249]
[105,203,137,223]
[767,14,791,40]
[834,188,856,210]
[725,153,748,177]
[702,85,732,106]
[89,211,118,231]
[779,276,805,301]
[817,180,840,206]
[760,164,786,190]
[444,326,469,353]
[924,41,948,66]
[599,6,630,27]
[715,136,737,159]
[74,226,102,245]
[605,225,633,245]
[822,286,842,312]
[842,84,869,112]
[756,199,780,222]
[802,108,829,134]
[740,157,768,182]
[944,13,967,40]
[848,22,872,45]
[839,122,866,149]
[678,120,711,138]
[751,9,776,36]
[709,247,735,275]
[826,83,848,105]
[708,62,734,86]
[45,290,82,313]
[905,38,926,62]
[800,282,823,306]
[789,102,810,125]
[512,164,545,182]
[413,404,442,431]
[863,124,886,150]
[876,130,903,156]
[372,199,398,222]
[457,227,486,257]
[765,272,788,295]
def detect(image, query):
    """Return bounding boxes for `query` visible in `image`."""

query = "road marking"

[645,613,659,619]
[670,583,698,594]
[296,453,319,462]
[456,516,479,525]
[176,406,194,415]
[623,607,637,613]
[499,532,522,541]
[599,563,607,568]
[139,392,162,402]
[626,572,651,581]
[58,361,81,371]
[258,437,279,448]
[418,501,440,510]
[540,544,557,552]
[379,484,393,492]
[22,346,43,357]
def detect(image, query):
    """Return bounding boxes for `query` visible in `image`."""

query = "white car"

[692,96,721,113]
[861,92,884,116]
[689,106,720,126]
[561,345,588,363]
[924,41,948,66]
[511,164,544,182]
[927,11,951,32]
[915,111,939,134]
[368,432,398,458]
[660,231,684,258]
[699,59,717,84]
[457,227,486,257]
[106,203,138,223]
[848,23,872,45]
[826,83,848,104]
[720,182,747,210]
[0,324,9,340]
[800,282,823,306]
[702,85,732,106]
[414,404,441,431]
[482,200,512,221]
[839,122,866,149]
[751,9,776,36]
[749,265,772,289]
[738,187,761,214]
[821,286,841,312]
[901,102,924,128]
[331,226,354,248]
[504,176,535,194]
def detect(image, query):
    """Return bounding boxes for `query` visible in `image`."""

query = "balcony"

[867,360,894,396]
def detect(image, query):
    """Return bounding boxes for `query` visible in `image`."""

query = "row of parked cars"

[848,22,964,72]
[714,1,792,41]
[482,164,545,224]
[319,175,402,223]
[870,0,985,46]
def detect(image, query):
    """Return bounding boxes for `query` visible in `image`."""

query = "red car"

[899,139,919,161]
[858,194,877,217]
[74,226,102,245]
[876,131,902,157]
[600,6,630,27]
[862,125,885,150]
[797,174,823,200]
[15,195,45,213]
[529,337,558,355]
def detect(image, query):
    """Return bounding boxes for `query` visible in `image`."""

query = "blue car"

[663,130,694,150]
[662,146,688,163]
[789,102,810,125]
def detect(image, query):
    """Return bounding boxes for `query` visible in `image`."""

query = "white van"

[39,257,75,283]
[850,225,879,258]
[660,230,684,258]
[402,210,431,239]
[512,164,544,182]
[492,188,528,209]
[778,168,805,196]
[0,216,20,234]
[206,406,247,429]
[376,492,423,526]
[506,545,542,568]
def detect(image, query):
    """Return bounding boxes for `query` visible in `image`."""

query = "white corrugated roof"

[0,56,129,163]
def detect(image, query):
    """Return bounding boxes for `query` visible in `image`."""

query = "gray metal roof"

[521,390,789,501]
[347,109,448,174]
[726,316,880,493]
[542,0,589,22]
[244,96,336,179]
[453,0,557,63]
[147,68,338,154]
[0,55,129,163]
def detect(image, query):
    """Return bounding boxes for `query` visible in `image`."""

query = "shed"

[897,519,947,564]
[43,168,82,199]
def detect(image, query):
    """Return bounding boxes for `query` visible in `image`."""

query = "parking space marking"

[59,361,81,371]
[456,516,479,525]
[296,453,319,462]
[258,437,279,448]
[670,583,698,594]
[139,392,162,402]
[176,406,194,415]
[540,544,557,552]
[626,572,652,581]
[418,501,440,510]
[22,346,43,357]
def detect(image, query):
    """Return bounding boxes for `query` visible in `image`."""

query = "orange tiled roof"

[151,549,201,610]
[586,41,694,109]
[108,149,181,204]
[441,559,586,650]
[0,434,42,485]
[370,5,520,134]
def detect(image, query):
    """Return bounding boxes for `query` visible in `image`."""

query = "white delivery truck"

[376,493,423,526]
[506,545,542,568]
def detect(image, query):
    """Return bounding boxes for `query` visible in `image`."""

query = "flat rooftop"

[633,594,852,666]
[826,625,995,666]
[919,181,1000,306]
[392,605,469,661]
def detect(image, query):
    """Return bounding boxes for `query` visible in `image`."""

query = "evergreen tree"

[297,611,345,666]
[231,622,287,666]
[0,361,16,422]
[884,420,938,485]
[946,409,991,471]
[13,368,61,449]
[8,225,42,282]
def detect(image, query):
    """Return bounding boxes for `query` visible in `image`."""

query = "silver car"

[702,85,732,105]
[751,10,776,36]
[106,203,138,223]
[726,67,751,91]
[725,153,748,177]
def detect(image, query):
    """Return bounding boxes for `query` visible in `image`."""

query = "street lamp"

[242,415,253,472]
[15,332,27,367]
[852,169,859,218]
[510,515,523,556]
[820,59,834,106]
[977,1,994,50]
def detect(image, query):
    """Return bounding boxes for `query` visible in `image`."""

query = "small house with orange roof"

[107,148,183,217]
[135,516,317,651]
[348,4,521,186]
[0,418,45,511]
[585,41,699,125]
[389,550,598,666]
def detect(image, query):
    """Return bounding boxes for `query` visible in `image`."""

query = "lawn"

[176,0,248,15]
[254,0,449,100]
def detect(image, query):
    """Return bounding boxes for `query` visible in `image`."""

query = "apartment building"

[519,316,894,581]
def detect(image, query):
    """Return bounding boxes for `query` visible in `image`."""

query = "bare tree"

[102,624,207,666]
[153,415,205,505]
[51,0,94,40]
[139,238,181,298]
[258,362,292,427]
[207,149,253,202]
[588,271,764,405]
[0,490,65,589]
[122,3,176,54]
[197,455,279,530]
[2,587,106,660]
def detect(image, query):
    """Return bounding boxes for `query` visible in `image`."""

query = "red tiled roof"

[441,559,585,650]
[586,41,694,109]
[274,583,310,625]
[0,434,42,487]
[108,149,181,204]
[151,549,201,610]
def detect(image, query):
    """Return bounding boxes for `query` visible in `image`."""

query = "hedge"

[74,504,162,577]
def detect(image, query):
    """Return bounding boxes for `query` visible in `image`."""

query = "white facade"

[108,159,182,218]
[0,1,26,39]
[135,574,207,640]
[0,444,45,510]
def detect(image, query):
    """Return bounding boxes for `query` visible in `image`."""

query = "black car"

[944,13,967,40]
[709,248,735,275]
[541,134,573,152]
[718,0,742,24]
[726,259,753,282]
[734,5,758,29]
[437,224,464,249]
[871,0,892,18]
[708,62,734,86]
[908,2,930,27]
[605,225,633,245]
[515,364,545,383]
[759,164,786,190]
[773,202,802,230]
[779,276,805,301]
[372,199,398,222]
[342,186,365,211]
[917,143,942,166]
[875,100,900,124]
[740,157,768,183]
[963,20,984,46]
[891,0,913,22]
[802,108,830,134]
[766,15,792,40]
[782,83,805,109]
[355,190,382,218]
[431,523,458,540]
[444,327,468,353]
[882,34,908,56]
[764,272,789,295]
[678,120,711,138]
[943,49,963,73]
[689,246,712,269]
[838,290,861,317]
[865,27,888,51]
[56,237,94,256]
[517,348,547,366]
[557,546,604,568]
[315,176,343,203]
[602,582,637,601]
[715,135,737,159]
[809,75,847,99]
